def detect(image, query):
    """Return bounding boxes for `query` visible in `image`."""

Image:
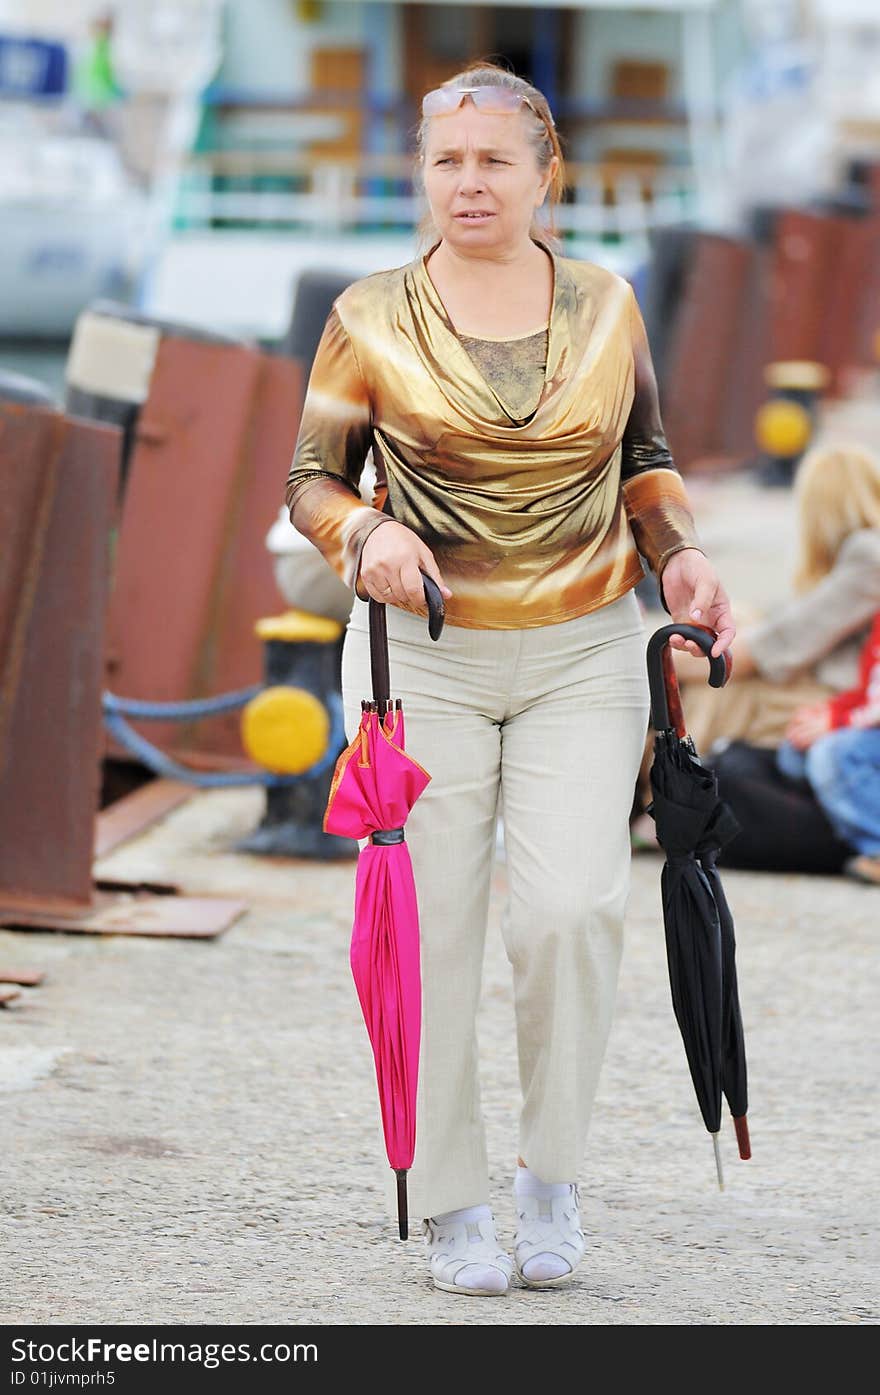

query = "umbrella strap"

[371,827,404,845]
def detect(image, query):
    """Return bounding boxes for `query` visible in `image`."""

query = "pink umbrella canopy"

[324,698,432,1238]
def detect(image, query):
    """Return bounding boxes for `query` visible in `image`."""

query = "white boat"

[0,109,147,336]
[0,2,224,338]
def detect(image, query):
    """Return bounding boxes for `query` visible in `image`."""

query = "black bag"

[704,740,852,875]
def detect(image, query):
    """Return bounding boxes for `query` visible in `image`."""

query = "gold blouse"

[285,243,701,630]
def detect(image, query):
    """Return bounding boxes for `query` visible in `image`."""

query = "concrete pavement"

[0,779,877,1326]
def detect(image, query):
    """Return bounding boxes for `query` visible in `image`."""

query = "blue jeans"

[777,729,880,856]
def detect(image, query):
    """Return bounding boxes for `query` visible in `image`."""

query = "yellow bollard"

[754,360,828,486]
[238,607,357,860]
[241,685,329,775]
[754,399,813,459]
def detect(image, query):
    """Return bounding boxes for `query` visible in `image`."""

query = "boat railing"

[173,151,698,238]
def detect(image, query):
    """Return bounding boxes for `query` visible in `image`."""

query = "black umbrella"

[646,623,751,1186]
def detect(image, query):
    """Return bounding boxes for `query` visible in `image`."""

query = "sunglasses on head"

[422,85,555,130]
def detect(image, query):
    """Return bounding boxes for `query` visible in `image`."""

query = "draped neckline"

[408,238,570,431]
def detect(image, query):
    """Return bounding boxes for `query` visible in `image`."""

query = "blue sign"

[0,35,68,99]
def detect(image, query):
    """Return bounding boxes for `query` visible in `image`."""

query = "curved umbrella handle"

[419,572,446,641]
[647,623,732,736]
[368,569,446,716]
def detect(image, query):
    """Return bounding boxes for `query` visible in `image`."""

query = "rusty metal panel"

[0,406,60,756]
[106,338,262,756]
[0,889,246,938]
[0,405,120,906]
[662,212,880,467]
[824,216,880,391]
[719,242,774,461]
[195,352,303,753]
[106,339,302,760]
[93,777,192,858]
[854,217,880,369]
[766,210,880,397]
[767,210,837,366]
[661,235,752,471]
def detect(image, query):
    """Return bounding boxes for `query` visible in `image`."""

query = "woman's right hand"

[357,520,453,611]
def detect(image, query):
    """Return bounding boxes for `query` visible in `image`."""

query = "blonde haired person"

[676,443,880,757]
[791,443,880,591]
[285,63,734,1296]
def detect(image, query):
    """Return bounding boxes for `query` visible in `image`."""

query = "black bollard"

[279,268,358,377]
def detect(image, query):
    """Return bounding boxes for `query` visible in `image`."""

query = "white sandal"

[423,1213,514,1296]
[513,1185,586,1289]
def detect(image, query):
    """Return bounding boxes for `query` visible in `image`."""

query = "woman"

[285,64,734,1297]
[674,444,880,757]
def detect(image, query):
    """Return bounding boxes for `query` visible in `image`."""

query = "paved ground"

[1,789,877,1326]
[2,446,878,1327]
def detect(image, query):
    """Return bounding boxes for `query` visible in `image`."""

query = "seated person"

[632,444,880,850]
[678,443,880,755]
[777,610,880,884]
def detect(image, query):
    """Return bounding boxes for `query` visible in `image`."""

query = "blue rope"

[102,690,346,788]
[103,686,263,720]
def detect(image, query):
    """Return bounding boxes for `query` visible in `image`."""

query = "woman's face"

[421,100,556,255]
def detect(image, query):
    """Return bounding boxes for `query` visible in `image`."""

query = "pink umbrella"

[323,573,445,1237]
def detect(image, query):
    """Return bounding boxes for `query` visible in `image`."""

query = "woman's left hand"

[660,548,736,659]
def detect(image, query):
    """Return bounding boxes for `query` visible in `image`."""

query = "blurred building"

[156,0,880,338]
[3,1,880,342]
[210,0,740,172]
[154,0,746,336]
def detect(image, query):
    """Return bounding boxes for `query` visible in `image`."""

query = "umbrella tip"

[733,1114,752,1161]
[712,1133,724,1190]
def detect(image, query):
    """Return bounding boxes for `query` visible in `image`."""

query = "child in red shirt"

[778,614,880,882]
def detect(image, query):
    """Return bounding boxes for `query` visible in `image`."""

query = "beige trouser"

[340,588,650,1224]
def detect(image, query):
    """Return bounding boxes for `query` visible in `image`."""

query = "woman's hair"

[414,61,565,252]
[793,442,880,590]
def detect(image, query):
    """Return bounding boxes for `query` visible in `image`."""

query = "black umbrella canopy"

[646,624,751,1185]
[705,856,750,1160]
